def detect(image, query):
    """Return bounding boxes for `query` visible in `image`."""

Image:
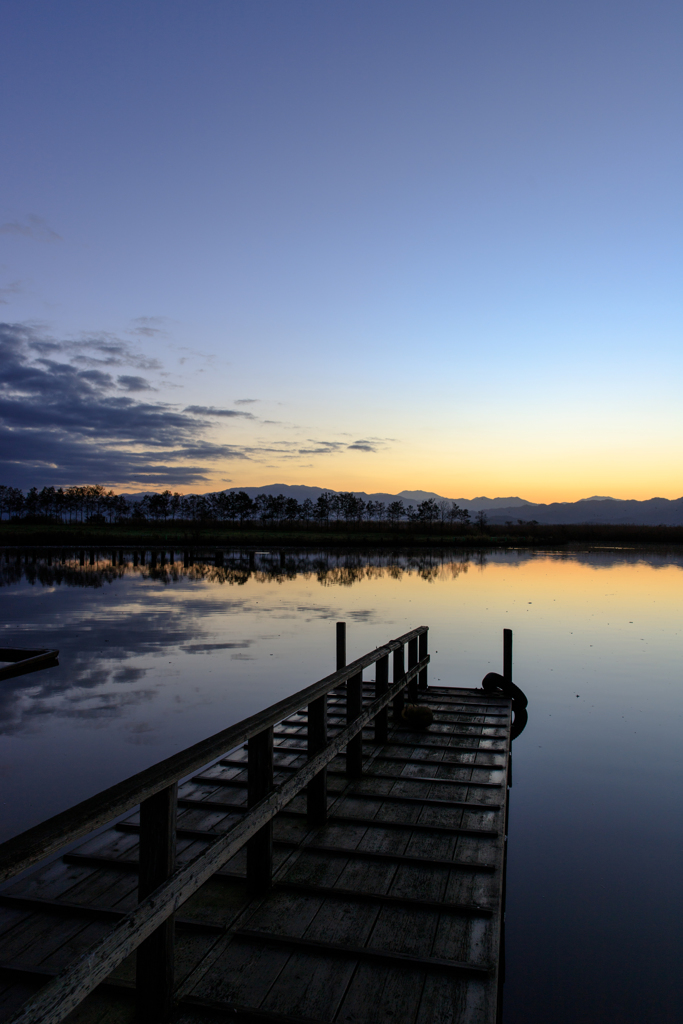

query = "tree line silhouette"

[0,484,477,528]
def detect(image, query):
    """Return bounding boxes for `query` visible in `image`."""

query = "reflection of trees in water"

[9,545,677,589]
[0,550,479,589]
[0,561,127,589]
[3,547,682,593]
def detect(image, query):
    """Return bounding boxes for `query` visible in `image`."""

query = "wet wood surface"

[0,685,511,1024]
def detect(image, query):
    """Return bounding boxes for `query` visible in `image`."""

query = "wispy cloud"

[0,215,61,242]
[0,322,251,487]
[0,322,395,487]
[29,334,161,371]
[184,405,255,419]
[0,281,22,305]
[127,316,170,338]
[117,375,155,393]
[235,398,258,405]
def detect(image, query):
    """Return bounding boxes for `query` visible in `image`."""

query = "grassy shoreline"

[2,521,682,549]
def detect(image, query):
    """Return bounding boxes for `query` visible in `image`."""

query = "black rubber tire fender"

[481,671,528,709]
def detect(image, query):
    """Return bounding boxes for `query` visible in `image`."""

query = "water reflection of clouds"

[183,642,252,652]
[0,650,158,736]
[0,586,254,736]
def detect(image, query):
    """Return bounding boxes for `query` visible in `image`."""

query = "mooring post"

[393,644,406,720]
[307,694,328,822]
[136,783,177,1023]
[408,637,418,702]
[336,621,346,671]
[503,628,513,683]
[375,653,389,744]
[418,629,428,689]
[247,726,274,894]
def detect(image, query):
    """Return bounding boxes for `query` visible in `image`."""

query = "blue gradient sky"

[1,1,681,499]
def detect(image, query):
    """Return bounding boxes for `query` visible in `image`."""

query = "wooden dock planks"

[0,685,511,1024]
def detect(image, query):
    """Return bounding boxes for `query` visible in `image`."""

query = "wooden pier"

[0,625,516,1024]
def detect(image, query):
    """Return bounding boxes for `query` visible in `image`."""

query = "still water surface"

[1,547,681,1022]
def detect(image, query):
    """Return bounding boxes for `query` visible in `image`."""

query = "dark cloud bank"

[0,322,252,488]
[0,322,386,489]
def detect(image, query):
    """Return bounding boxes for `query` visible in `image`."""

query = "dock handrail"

[0,623,429,1024]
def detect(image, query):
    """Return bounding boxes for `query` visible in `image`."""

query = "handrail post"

[393,644,405,720]
[418,629,428,690]
[374,654,389,744]
[247,727,273,894]
[503,628,512,683]
[336,621,346,671]
[307,695,327,822]
[136,783,177,1022]
[408,637,418,702]
[346,671,363,777]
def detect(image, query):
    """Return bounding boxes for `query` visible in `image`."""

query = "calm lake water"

[1,547,681,1023]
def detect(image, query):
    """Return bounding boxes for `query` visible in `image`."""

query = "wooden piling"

[374,653,389,743]
[408,636,418,702]
[504,628,512,683]
[393,643,405,719]
[136,783,177,1022]
[419,630,428,689]
[336,621,346,671]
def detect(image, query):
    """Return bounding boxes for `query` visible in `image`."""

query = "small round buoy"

[401,704,434,729]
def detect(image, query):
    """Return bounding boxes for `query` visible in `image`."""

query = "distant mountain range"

[118,484,683,524]
[485,496,683,526]
[203,485,536,512]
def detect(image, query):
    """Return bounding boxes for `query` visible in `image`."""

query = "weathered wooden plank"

[336,962,425,1024]
[189,936,292,1008]
[234,930,491,974]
